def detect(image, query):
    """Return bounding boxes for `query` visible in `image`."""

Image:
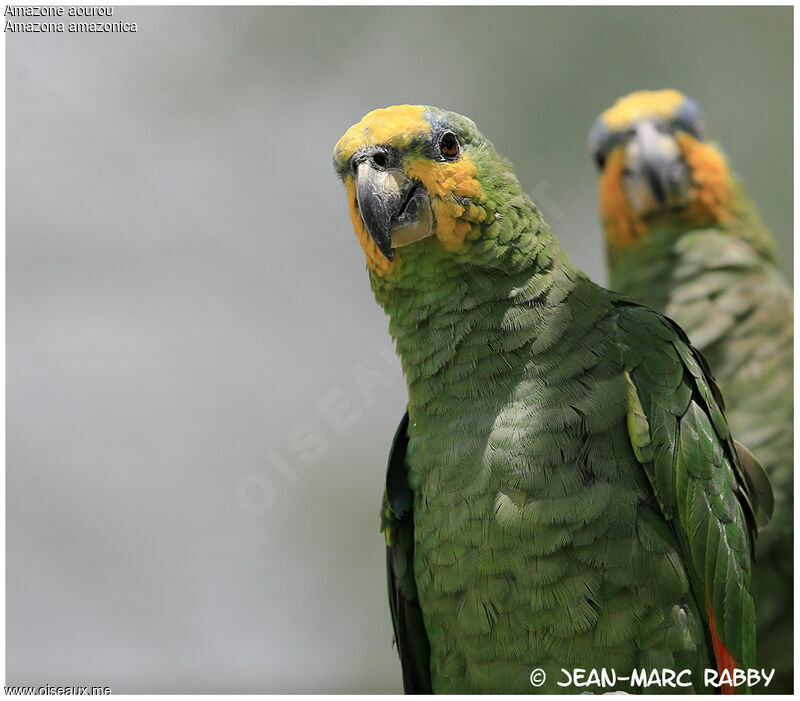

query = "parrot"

[333,105,772,694]
[589,89,793,693]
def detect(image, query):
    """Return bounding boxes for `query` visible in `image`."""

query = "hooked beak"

[354,149,433,261]
[622,120,691,216]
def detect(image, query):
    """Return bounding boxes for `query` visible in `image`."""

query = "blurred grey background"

[7,6,792,693]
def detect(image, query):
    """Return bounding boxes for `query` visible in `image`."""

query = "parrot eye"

[439,132,460,160]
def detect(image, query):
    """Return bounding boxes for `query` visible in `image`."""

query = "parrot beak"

[622,120,692,216]
[354,150,433,261]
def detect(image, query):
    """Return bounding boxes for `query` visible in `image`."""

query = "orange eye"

[439,131,460,159]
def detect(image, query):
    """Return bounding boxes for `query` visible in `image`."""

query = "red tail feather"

[708,605,737,694]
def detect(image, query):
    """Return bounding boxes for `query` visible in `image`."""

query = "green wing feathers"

[616,303,770,672]
[611,225,793,690]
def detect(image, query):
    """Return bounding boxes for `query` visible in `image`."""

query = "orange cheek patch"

[344,178,398,275]
[405,155,486,251]
[405,155,482,199]
[676,132,734,226]
[431,203,475,250]
[599,147,646,250]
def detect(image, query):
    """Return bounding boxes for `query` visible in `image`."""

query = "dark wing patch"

[382,411,432,693]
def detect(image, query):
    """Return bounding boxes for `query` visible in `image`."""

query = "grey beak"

[628,121,686,206]
[623,120,692,215]
[354,153,415,261]
[628,122,673,207]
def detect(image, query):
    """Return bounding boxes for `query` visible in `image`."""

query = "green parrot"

[333,105,772,694]
[589,89,792,692]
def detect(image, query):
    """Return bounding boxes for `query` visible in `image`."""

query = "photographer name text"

[557,667,775,690]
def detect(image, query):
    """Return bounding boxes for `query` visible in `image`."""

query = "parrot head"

[334,105,524,277]
[589,89,736,250]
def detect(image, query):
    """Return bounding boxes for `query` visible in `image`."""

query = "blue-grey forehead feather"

[588,118,610,156]
[424,107,481,146]
[673,96,706,140]
[674,96,702,124]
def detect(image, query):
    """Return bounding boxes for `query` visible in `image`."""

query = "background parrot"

[589,89,793,693]
[333,105,772,693]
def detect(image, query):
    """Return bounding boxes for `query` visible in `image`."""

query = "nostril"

[372,152,387,168]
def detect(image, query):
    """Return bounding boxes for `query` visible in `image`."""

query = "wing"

[613,302,773,680]
[380,411,432,693]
